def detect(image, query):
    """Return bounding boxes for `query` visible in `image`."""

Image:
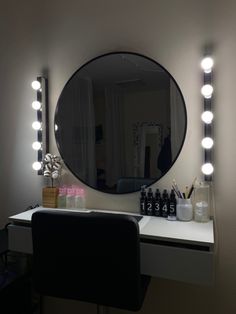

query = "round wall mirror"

[55,52,187,194]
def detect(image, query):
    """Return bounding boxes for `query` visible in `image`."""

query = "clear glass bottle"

[193,182,210,222]
[57,186,67,208]
[66,187,76,208]
[75,188,85,209]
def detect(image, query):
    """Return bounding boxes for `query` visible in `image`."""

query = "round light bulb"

[32,161,42,171]
[32,141,42,150]
[201,163,214,175]
[31,80,41,90]
[32,100,41,110]
[201,111,214,124]
[201,137,214,149]
[201,84,213,98]
[201,57,214,73]
[32,121,41,130]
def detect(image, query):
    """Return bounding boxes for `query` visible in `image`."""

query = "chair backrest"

[31,210,149,311]
[116,177,155,193]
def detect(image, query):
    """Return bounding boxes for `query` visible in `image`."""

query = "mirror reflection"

[55,52,187,193]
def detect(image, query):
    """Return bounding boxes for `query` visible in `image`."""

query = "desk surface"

[9,206,214,250]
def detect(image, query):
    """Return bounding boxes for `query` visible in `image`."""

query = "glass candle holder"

[193,182,210,222]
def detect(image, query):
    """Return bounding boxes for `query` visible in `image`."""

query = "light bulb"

[201,84,213,98]
[32,121,41,130]
[32,100,41,110]
[32,161,42,171]
[201,57,214,73]
[201,163,214,175]
[55,124,58,131]
[32,141,42,150]
[31,80,41,90]
[201,137,214,149]
[201,111,214,124]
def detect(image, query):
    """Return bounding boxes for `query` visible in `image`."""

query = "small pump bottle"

[167,189,177,220]
[66,187,76,208]
[140,186,146,215]
[57,186,67,208]
[154,188,161,217]
[146,188,154,216]
[161,189,169,218]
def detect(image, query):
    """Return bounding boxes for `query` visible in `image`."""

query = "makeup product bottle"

[140,186,146,215]
[66,187,76,208]
[167,189,177,220]
[75,188,85,209]
[161,189,169,218]
[146,188,154,216]
[154,188,161,216]
[57,186,67,208]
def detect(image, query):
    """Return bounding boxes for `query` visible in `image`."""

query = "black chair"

[31,210,150,312]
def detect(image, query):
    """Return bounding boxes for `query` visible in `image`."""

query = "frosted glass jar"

[176,198,193,221]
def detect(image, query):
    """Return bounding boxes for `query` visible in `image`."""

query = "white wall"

[46,0,203,212]
[1,0,236,313]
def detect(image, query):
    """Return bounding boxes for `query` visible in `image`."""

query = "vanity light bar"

[201,56,214,181]
[31,77,49,175]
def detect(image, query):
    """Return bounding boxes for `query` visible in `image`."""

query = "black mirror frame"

[54,51,187,194]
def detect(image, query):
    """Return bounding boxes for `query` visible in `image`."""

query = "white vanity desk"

[8,207,214,285]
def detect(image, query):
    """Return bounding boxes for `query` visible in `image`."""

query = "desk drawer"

[8,224,214,285]
[140,242,214,285]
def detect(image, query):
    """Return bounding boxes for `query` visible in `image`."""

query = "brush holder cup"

[176,198,193,221]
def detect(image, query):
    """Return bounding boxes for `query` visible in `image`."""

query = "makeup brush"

[187,177,197,199]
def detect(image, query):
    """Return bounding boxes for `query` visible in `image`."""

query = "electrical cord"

[23,204,39,212]
[209,181,218,285]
